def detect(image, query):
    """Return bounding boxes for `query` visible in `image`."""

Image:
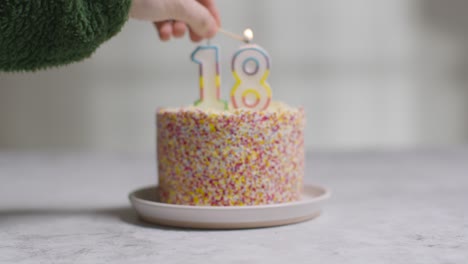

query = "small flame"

[243,28,254,42]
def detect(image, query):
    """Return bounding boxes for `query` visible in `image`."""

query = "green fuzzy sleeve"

[0,0,132,72]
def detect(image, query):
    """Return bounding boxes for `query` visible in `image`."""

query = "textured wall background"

[1,0,468,152]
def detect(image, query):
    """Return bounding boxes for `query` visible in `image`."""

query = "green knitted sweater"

[0,0,132,72]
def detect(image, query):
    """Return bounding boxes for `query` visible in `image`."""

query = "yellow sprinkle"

[251,151,258,160]
[209,124,216,132]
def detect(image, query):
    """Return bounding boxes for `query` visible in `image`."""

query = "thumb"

[165,0,218,38]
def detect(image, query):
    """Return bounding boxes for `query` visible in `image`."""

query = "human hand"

[130,0,221,42]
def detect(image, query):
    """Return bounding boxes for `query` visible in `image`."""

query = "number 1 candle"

[191,45,228,110]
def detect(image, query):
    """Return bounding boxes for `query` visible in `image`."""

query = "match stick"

[218,28,249,43]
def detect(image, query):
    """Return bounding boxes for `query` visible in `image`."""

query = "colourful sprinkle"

[157,102,305,206]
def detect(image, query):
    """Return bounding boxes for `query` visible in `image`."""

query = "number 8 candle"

[230,29,272,111]
[191,45,228,110]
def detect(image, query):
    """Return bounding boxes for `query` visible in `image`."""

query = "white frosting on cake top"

[158,101,301,115]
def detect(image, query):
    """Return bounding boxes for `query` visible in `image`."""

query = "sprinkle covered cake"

[157,102,305,206]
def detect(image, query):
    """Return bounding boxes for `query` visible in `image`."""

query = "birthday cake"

[157,102,305,206]
[156,32,305,206]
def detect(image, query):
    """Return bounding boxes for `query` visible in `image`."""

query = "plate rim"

[129,184,331,210]
[141,212,323,229]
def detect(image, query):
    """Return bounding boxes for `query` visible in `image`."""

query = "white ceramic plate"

[129,185,331,229]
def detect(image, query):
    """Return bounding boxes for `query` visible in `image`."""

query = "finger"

[155,21,173,41]
[189,27,203,42]
[168,0,218,38]
[172,21,187,38]
[197,0,221,26]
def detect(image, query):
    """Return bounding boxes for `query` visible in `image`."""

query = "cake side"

[157,102,305,206]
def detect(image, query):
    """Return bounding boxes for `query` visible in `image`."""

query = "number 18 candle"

[191,28,272,111]
[191,45,228,110]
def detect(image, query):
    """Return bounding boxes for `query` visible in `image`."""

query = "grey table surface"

[0,149,467,264]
